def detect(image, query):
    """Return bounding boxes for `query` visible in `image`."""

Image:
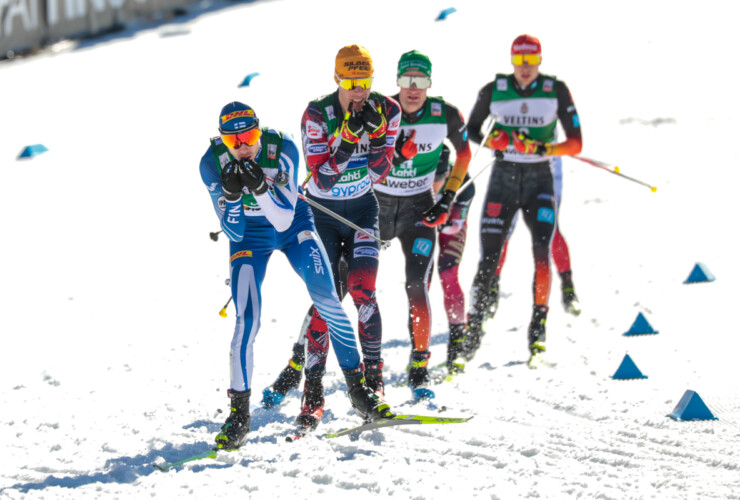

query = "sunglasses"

[221,128,262,149]
[337,76,374,90]
[397,75,432,89]
[511,54,542,66]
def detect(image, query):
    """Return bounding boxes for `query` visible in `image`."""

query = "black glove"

[336,107,364,155]
[422,189,455,227]
[238,159,268,195]
[392,129,418,166]
[220,161,244,201]
[361,101,387,148]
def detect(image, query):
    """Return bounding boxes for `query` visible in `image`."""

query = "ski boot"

[409,351,435,401]
[343,368,394,423]
[527,305,548,368]
[460,316,483,362]
[446,324,466,373]
[560,272,581,316]
[215,389,251,450]
[363,359,385,399]
[461,283,496,361]
[261,341,305,408]
[295,372,324,432]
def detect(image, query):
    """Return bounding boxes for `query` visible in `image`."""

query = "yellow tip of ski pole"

[219,307,228,318]
[651,186,657,192]
[613,166,620,173]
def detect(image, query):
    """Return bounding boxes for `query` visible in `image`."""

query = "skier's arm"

[432,144,452,193]
[302,103,352,191]
[368,96,401,184]
[466,82,495,145]
[199,147,245,242]
[252,134,300,232]
[441,172,475,235]
[544,81,582,157]
[441,104,472,193]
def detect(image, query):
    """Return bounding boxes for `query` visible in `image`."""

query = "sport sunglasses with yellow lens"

[337,76,374,90]
[511,54,542,66]
[396,75,432,89]
[221,128,262,149]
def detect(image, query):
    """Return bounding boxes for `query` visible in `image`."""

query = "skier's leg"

[521,163,556,353]
[398,223,435,398]
[216,240,271,449]
[464,163,518,360]
[438,222,467,368]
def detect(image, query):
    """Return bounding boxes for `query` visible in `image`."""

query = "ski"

[324,414,472,439]
[153,448,218,472]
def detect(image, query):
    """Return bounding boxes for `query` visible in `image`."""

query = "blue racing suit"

[199,129,361,392]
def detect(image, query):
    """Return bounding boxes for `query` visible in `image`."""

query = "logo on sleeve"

[306,121,322,139]
[307,144,328,155]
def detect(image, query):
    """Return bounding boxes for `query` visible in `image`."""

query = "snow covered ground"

[2,0,739,498]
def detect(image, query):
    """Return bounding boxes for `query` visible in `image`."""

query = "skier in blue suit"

[199,102,393,450]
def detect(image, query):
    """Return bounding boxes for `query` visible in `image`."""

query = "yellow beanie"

[334,44,374,83]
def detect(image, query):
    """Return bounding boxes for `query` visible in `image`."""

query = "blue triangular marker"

[684,262,715,284]
[667,390,717,421]
[238,72,260,88]
[623,312,658,336]
[17,144,48,159]
[435,7,457,21]
[611,354,647,379]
